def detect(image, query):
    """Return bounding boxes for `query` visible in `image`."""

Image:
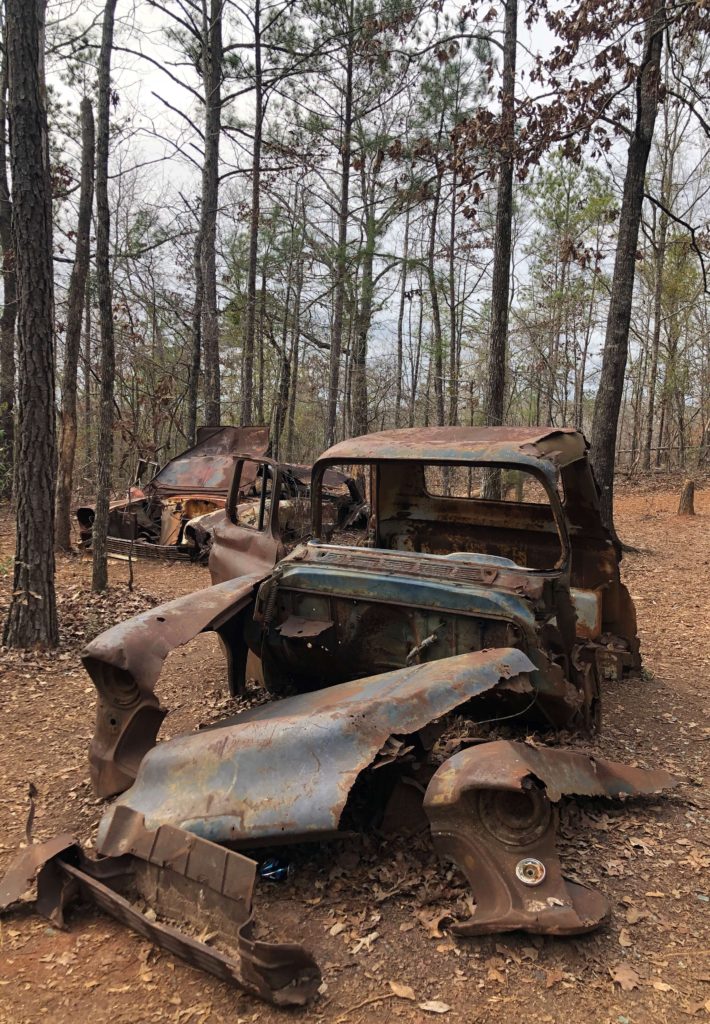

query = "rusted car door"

[208,456,286,585]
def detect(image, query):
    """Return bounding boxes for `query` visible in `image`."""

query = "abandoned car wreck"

[75,424,362,565]
[2,426,679,1007]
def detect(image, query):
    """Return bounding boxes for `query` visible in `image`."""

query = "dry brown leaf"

[609,964,641,991]
[626,906,649,925]
[418,1001,451,1014]
[545,969,565,989]
[389,981,416,1001]
[618,928,633,947]
[652,980,674,992]
[417,910,452,939]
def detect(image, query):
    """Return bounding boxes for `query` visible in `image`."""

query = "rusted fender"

[97,648,536,848]
[424,740,679,936]
[425,740,679,805]
[0,811,320,1006]
[84,573,266,798]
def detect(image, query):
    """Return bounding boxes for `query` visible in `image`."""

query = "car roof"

[315,427,587,480]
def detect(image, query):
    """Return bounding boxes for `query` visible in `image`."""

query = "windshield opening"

[314,460,568,573]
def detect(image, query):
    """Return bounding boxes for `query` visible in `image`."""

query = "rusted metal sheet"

[84,574,265,797]
[0,833,75,911]
[277,615,334,638]
[316,427,587,480]
[0,810,320,1006]
[96,648,536,847]
[423,740,679,936]
[149,426,270,499]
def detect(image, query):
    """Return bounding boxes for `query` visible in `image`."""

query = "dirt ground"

[0,482,708,1024]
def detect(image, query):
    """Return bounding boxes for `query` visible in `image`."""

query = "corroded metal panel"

[97,648,535,846]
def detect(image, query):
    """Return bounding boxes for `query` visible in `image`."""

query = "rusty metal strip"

[0,811,320,1006]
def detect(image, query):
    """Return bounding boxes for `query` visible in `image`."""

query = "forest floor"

[0,480,708,1024]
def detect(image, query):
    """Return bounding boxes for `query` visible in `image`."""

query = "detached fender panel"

[84,574,266,798]
[97,647,536,847]
[423,740,679,935]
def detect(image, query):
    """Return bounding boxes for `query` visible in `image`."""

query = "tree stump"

[677,478,695,516]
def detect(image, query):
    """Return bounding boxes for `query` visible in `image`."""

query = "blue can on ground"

[258,857,293,882]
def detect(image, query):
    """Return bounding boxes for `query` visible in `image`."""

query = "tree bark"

[241,0,261,427]
[677,478,694,516]
[325,36,353,449]
[3,0,58,647]
[448,167,458,426]
[395,205,409,428]
[56,97,95,551]
[82,278,92,466]
[427,156,445,427]
[590,2,664,529]
[186,220,203,445]
[481,0,517,500]
[91,0,118,593]
[0,29,16,497]
[201,0,222,427]
[643,199,668,473]
[483,0,516,431]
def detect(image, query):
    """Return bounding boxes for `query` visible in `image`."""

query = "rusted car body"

[76,425,271,558]
[75,426,361,568]
[3,427,677,1005]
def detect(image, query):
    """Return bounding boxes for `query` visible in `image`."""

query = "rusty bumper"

[0,807,320,1006]
[423,740,679,935]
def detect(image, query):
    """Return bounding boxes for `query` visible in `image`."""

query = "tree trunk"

[481,0,517,499]
[286,247,303,459]
[91,0,118,594]
[0,29,16,497]
[352,158,379,437]
[256,267,266,425]
[201,0,222,427]
[186,221,203,445]
[643,207,668,472]
[83,279,92,465]
[427,162,445,427]
[241,0,261,427]
[56,97,95,551]
[448,168,458,426]
[677,478,694,516]
[395,205,409,428]
[590,2,664,530]
[3,0,58,647]
[325,42,353,449]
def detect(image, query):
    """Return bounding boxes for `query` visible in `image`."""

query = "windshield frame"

[311,457,571,575]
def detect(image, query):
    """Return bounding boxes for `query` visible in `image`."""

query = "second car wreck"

[75,424,363,570]
[2,426,680,1006]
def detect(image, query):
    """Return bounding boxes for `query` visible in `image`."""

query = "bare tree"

[91,0,118,593]
[56,96,95,551]
[0,20,16,495]
[590,0,664,529]
[481,0,517,499]
[200,0,222,427]
[3,0,57,647]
